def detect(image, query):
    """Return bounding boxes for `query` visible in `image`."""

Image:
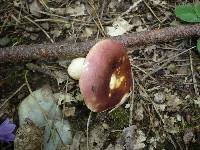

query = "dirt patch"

[0,0,200,149]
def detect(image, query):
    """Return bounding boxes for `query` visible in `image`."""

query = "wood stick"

[0,24,200,63]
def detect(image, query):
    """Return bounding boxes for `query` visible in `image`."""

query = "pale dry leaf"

[54,93,76,105]
[167,63,177,73]
[105,144,123,150]
[125,103,131,109]
[61,131,86,150]
[106,17,133,36]
[134,104,144,121]
[66,3,85,16]
[183,129,194,145]
[119,125,137,150]
[53,70,68,84]
[148,131,165,149]
[176,114,182,122]
[131,130,146,150]
[185,95,191,99]
[41,23,50,30]
[108,0,118,10]
[161,1,167,5]
[119,125,146,150]
[136,26,147,32]
[194,97,200,107]
[63,106,76,117]
[177,66,189,75]
[149,137,157,149]
[30,34,39,41]
[58,60,71,69]
[144,45,156,54]
[49,3,85,16]
[154,103,166,111]
[150,0,161,5]
[14,0,24,7]
[50,29,62,38]
[108,0,122,12]
[134,143,146,150]
[166,93,182,111]
[81,27,94,38]
[131,17,142,26]
[163,115,179,134]
[75,93,84,101]
[29,0,42,17]
[89,125,110,150]
[49,8,66,15]
[154,92,165,104]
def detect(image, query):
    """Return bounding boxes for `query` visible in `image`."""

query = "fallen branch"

[1,24,200,63]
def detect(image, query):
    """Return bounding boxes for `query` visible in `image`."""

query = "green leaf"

[197,38,200,53]
[194,2,200,17]
[175,4,200,22]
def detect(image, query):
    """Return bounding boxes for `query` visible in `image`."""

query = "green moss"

[109,106,129,130]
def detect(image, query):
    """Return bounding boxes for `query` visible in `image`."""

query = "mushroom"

[79,39,132,112]
[67,57,85,80]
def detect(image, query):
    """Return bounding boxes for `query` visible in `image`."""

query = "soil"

[0,0,200,150]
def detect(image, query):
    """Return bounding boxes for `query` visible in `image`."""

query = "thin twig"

[142,46,196,81]
[129,73,135,126]
[0,83,26,109]
[86,111,92,150]
[26,63,67,81]
[96,0,106,39]
[121,0,143,16]
[132,64,156,81]
[24,16,54,43]
[143,0,162,23]
[189,49,199,96]
[135,80,165,124]
[0,24,200,63]
[87,0,106,37]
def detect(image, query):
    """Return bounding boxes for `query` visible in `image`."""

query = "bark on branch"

[0,24,200,63]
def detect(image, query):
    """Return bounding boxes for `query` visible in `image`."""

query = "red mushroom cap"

[79,39,132,112]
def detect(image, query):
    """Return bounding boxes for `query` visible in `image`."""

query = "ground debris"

[117,125,146,150]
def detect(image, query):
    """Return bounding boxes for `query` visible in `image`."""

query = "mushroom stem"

[1,24,200,63]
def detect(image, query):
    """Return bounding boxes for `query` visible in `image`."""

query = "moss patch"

[109,106,129,130]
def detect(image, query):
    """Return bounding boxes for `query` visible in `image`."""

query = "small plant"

[175,2,200,52]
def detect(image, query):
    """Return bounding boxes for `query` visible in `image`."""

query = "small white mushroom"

[67,57,85,80]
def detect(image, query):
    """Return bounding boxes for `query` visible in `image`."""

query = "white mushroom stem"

[67,57,86,80]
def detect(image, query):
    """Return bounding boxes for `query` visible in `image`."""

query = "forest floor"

[0,0,200,150]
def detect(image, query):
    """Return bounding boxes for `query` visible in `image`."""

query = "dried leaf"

[29,0,42,17]
[183,129,194,145]
[81,27,94,38]
[106,17,133,36]
[63,106,75,117]
[154,92,165,104]
[194,97,200,107]
[154,103,166,111]
[163,115,179,134]
[89,125,110,149]
[53,70,68,84]
[50,3,85,16]
[54,93,76,105]
[118,125,146,150]
[50,29,62,38]
[66,3,85,16]
[136,26,147,32]
[166,93,182,111]
[134,104,144,121]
